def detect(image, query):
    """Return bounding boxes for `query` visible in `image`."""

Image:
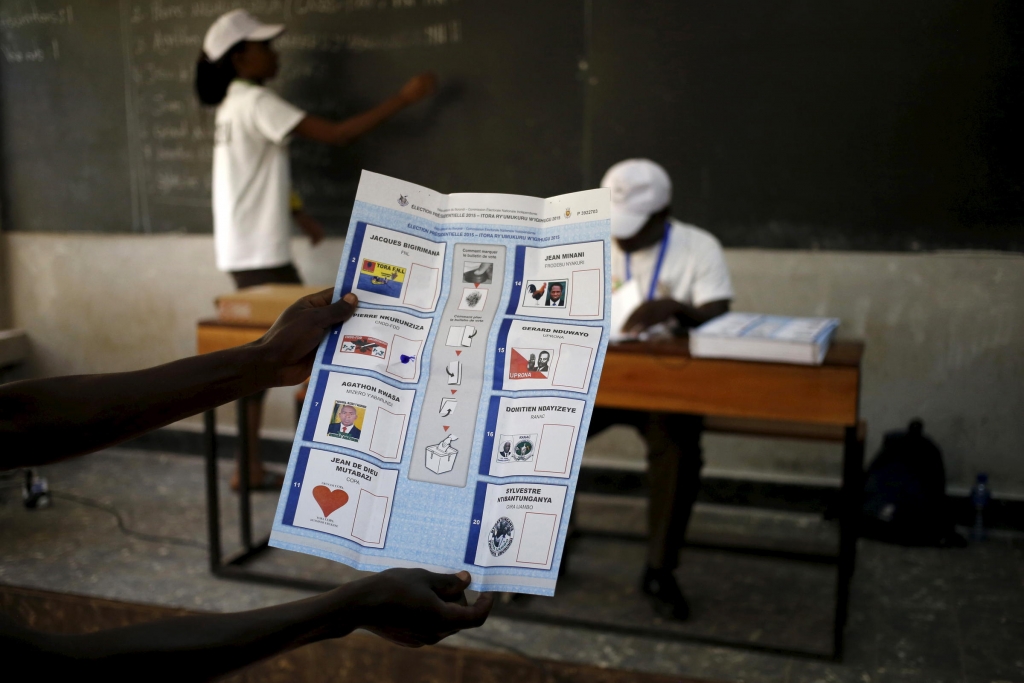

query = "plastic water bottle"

[22,471,51,509]
[969,473,991,541]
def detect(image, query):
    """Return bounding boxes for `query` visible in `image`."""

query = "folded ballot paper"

[689,313,840,365]
[269,171,611,595]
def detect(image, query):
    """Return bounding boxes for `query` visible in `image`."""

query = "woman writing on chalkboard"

[196,9,436,490]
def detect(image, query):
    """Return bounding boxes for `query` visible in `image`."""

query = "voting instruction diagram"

[270,171,611,595]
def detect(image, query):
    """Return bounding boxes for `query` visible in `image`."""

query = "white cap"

[600,159,672,239]
[203,9,285,62]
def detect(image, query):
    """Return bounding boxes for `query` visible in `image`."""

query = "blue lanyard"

[625,222,671,301]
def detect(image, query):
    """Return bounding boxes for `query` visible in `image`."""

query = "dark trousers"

[587,408,704,570]
[229,263,303,289]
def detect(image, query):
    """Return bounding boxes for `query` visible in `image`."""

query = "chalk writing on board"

[0,2,75,63]
[187,1,288,20]
[155,145,212,162]
[1,44,46,63]
[277,22,460,52]
[154,172,209,194]
[0,4,73,30]
[152,28,203,53]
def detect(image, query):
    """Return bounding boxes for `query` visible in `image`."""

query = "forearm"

[328,94,410,145]
[0,344,267,467]
[673,299,731,328]
[5,586,363,682]
[2,289,356,467]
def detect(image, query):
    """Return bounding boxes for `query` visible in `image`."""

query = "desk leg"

[237,397,253,551]
[834,425,865,660]
[204,409,222,572]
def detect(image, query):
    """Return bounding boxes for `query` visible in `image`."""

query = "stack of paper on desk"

[689,313,840,365]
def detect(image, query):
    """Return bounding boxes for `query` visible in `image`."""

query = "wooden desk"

[598,338,862,426]
[197,319,864,660]
[199,321,862,425]
[595,338,863,660]
[197,320,267,355]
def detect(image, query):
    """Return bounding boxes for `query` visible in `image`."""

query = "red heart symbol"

[312,486,349,518]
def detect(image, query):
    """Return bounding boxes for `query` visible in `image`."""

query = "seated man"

[590,159,733,620]
[0,290,492,679]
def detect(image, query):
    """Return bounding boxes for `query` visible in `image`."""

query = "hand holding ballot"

[0,287,362,466]
[252,289,359,387]
[348,568,493,647]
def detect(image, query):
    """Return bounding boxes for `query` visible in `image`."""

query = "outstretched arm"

[0,568,493,682]
[293,72,437,146]
[0,290,358,468]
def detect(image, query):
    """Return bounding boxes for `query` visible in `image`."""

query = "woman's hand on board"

[399,72,438,105]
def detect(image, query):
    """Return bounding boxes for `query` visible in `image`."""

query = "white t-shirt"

[212,80,306,272]
[611,218,734,308]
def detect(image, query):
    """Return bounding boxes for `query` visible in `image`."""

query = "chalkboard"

[1,0,1021,250]
[588,0,1024,250]
[0,1,135,233]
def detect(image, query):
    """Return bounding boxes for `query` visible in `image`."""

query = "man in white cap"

[587,159,733,620]
[605,158,733,333]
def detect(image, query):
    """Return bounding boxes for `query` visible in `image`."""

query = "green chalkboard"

[0,1,135,232]
[588,0,1024,250]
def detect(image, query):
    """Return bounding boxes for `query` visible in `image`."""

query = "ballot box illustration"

[425,435,459,475]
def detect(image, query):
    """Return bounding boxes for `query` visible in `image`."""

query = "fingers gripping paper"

[271,171,611,596]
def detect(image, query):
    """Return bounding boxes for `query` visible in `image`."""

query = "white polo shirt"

[212,80,306,272]
[611,218,734,308]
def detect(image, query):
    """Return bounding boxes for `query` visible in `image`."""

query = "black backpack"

[861,419,965,546]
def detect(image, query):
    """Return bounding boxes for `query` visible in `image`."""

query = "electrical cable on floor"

[50,491,208,550]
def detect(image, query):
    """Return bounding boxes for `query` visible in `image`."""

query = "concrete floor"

[1,448,1022,683]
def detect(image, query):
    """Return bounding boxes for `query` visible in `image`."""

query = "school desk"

[197,317,864,660]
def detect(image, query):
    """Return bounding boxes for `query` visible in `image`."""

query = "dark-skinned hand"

[251,289,358,387]
[349,569,493,647]
[294,211,326,246]
[623,298,684,334]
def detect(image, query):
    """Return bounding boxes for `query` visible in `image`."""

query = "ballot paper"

[269,171,611,595]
